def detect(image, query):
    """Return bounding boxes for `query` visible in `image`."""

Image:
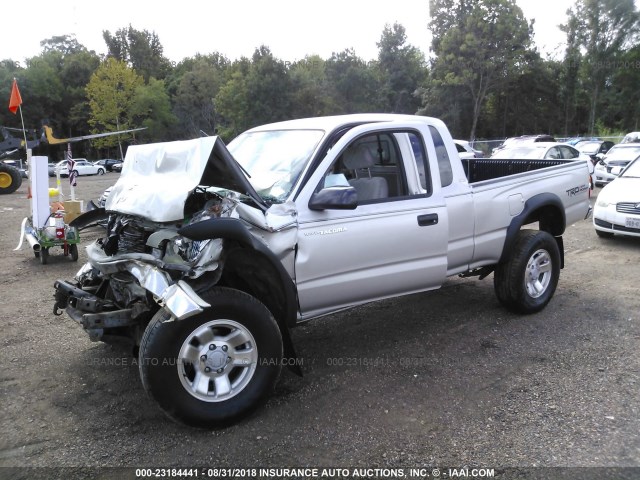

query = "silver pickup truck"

[53,114,591,427]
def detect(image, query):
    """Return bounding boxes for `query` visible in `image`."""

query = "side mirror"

[309,186,358,210]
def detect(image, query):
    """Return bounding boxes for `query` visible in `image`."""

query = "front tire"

[97,168,105,175]
[494,230,560,314]
[139,287,283,428]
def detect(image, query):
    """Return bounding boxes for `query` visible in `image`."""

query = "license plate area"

[625,217,640,229]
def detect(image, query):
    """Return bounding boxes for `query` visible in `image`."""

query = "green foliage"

[86,58,144,148]
[130,78,177,142]
[4,12,640,159]
[103,25,172,81]
[215,46,292,140]
[426,0,534,140]
[377,23,427,113]
[171,53,230,138]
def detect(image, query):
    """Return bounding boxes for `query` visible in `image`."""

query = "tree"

[425,0,534,140]
[288,55,335,118]
[172,54,230,138]
[325,49,383,114]
[103,25,172,81]
[130,78,177,142]
[376,23,427,113]
[85,58,144,150]
[215,47,291,139]
[564,0,640,134]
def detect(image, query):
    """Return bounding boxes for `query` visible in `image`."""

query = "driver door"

[294,123,449,320]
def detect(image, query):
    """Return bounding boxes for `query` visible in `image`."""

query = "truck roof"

[243,113,438,133]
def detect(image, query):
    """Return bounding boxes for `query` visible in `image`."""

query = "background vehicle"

[574,139,615,163]
[54,159,105,177]
[93,159,121,172]
[54,114,590,428]
[111,162,123,173]
[593,144,640,187]
[453,139,482,159]
[492,134,556,154]
[621,132,640,144]
[593,156,640,238]
[490,142,586,161]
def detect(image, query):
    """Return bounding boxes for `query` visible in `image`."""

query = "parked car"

[620,132,640,144]
[454,139,483,159]
[493,134,557,153]
[54,114,590,428]
[48,162,57,177]
[55,159,105,177]
[593,156,640,238]
[93,159,121,172]
[593,144,640,187]
[111,162,123,173]
[490,142,590,162]
[574,140,615,163]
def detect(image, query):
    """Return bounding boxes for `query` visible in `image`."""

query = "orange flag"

[9,79,22,114]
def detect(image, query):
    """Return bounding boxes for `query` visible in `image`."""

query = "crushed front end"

[54,191,238,345]
[53,136,266,346]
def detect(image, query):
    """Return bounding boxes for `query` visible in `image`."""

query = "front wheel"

[494,230,560,314]
[97,168,105,175]
[139,287,283,428]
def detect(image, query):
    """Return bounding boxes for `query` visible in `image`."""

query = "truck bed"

[461,158,570,183]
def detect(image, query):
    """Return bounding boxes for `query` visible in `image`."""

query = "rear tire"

[494,230,560,314]
[139,287,283,428]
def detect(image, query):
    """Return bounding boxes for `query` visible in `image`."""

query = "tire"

[70,243,79,261]
[494,229,560,314]
[139,286,283,428]
[595,229,614,239]
[97,168,105,175]
[72,170,79,177]
[40,248,49,265]
[0,163,22,195]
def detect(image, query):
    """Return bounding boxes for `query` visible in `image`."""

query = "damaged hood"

[106,137,266,222]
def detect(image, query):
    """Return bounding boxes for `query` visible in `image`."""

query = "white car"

[593,144,640,187]
[454,139,483,159]
[54,159,105,177]
[593,156,640,238]
[490,142,593,174]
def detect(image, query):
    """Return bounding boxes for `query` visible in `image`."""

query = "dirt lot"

[0,173,639,477]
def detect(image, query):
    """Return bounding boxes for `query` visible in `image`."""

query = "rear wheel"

[0,164,22,194]
[494,230,560,314]
[139,287,283,427]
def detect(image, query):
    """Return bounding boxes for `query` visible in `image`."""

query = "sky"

[4,0,578,65]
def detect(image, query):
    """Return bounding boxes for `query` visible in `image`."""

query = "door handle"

[417,213,438,226]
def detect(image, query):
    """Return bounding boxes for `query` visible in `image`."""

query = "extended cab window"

[429,125,453,187]
[320,132,410,204]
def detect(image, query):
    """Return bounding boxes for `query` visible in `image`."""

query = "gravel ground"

[0,174,638,479]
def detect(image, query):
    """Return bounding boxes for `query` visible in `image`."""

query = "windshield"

[605,145,640,161]
[620,158,640,178]
[227,129,324,202]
